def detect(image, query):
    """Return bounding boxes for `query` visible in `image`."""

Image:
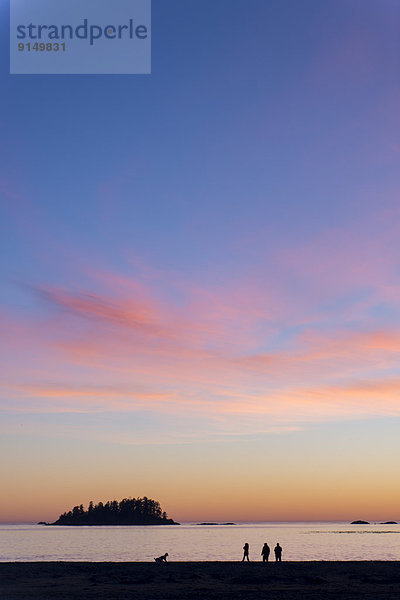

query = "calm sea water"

[0,522,399,562]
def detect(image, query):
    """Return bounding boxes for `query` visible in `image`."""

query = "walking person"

[261,542,270,562]
[274,542,282,562]
[242,542,250,561]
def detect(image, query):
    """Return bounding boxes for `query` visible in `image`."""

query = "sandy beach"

[1,561,400,599]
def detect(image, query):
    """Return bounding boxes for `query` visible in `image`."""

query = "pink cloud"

[3,205,400,436]
[2,375,400,438]
[39,286,172,339]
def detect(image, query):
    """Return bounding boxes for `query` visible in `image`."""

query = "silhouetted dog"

[154,552,168,563]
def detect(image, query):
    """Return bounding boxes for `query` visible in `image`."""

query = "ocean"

[1,522,399,562]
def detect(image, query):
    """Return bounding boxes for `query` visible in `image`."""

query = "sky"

[1,0,400,523]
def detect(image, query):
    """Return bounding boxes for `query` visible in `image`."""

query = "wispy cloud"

[2,209,400,439]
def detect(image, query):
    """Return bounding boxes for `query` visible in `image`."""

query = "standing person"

[261,542,270,562]
[242,542,250,561]
[274,543,282,562]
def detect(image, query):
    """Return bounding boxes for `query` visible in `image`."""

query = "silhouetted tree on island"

[51,496,178,526]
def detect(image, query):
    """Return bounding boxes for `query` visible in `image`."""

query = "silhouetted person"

[154,552,168,562]
[261,542,270,562]
[242,542,250,561]
[274,543,282,562]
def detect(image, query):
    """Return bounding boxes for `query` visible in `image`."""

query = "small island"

[196,522,236,526]
[49,496,178,526]
[350,520,370,524]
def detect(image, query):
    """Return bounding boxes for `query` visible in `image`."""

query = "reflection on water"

[0,522,399,562]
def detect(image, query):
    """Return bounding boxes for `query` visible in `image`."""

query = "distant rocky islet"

[350,520,397,525]
[196,522,236,526]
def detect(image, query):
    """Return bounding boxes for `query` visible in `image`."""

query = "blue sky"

[1,0,400,521]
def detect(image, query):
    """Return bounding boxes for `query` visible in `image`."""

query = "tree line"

[52,496,177,525]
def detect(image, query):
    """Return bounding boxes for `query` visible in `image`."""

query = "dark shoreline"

[1,561,400,599]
